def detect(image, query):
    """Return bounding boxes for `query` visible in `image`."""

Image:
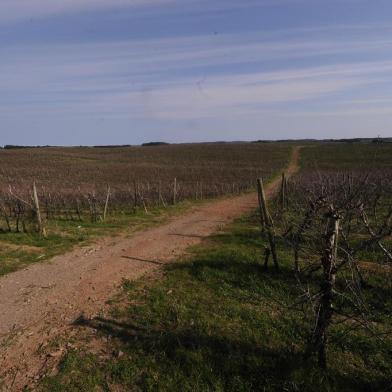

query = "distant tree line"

[141,142,170,147]
[2,145,54,149]
[0,142,172,149]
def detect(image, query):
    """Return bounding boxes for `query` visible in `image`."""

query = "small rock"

[49,349,64,358]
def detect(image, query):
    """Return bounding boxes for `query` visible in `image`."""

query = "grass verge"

[39,211,392,392]
[0,201,195,276]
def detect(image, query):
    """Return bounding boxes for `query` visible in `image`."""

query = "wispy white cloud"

[1,23,392,140]
[1,52,390,120]
[2,27,392,90]
[0,0,173,23]
[0,0,302,24]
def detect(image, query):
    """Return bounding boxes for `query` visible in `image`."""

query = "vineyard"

[0,142,291,274]
[0,142,391,391]
[0,143,291,231]
[266,143,392,369]
[37,142,392,392]
[3,0,391,388]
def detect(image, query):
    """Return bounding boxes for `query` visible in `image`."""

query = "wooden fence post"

[158,181,162,206]
[137,186,148,214]
[173,177,177,204]
[257,178,278,270]
[32,182,46,238]
[158,181,167,208]
[133,181,138,212]
[257,182,266,231]
[103,185,110,221]
[284,175,288,208]
[280,172,286,209]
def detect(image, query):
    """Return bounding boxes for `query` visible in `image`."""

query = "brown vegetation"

[0,143,291,233]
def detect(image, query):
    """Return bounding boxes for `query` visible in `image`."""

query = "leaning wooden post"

[32,182,46,238]
[138,189,149,214]
[280,172,286,209]
[158,181,162,207]
[133,181,138,212]
[284,175,289,209]
[257,178,278,270]
[103,184,110,221]
[257,182,266,231]
[173,177,177,205]
[159,181,167,208]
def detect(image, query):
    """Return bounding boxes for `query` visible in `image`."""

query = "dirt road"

[0,147,301,391]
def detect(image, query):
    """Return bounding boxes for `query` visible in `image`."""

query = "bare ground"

[0,147,301,391]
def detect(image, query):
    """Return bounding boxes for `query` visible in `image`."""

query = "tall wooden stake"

[103,185,110,221]
[280,172,286,209]
[158,181,167,208]
[173,177,177,204]
[139,190,148,214]
[257,178,278,270]
[158,181,162,206]
[133,181,138,212]
[32,182,46,238]
[284,175,288,208]
[257,184,266,231]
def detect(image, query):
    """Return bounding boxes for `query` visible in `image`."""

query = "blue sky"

[1,0,392,145]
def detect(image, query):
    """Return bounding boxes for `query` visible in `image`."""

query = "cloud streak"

[1,49,391,120]
[0,0,174,23]
[0,0,301,24]
[1,3,392,144]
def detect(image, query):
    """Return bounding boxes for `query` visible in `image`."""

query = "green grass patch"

[40,212,392,392]
[0,201,195,277]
